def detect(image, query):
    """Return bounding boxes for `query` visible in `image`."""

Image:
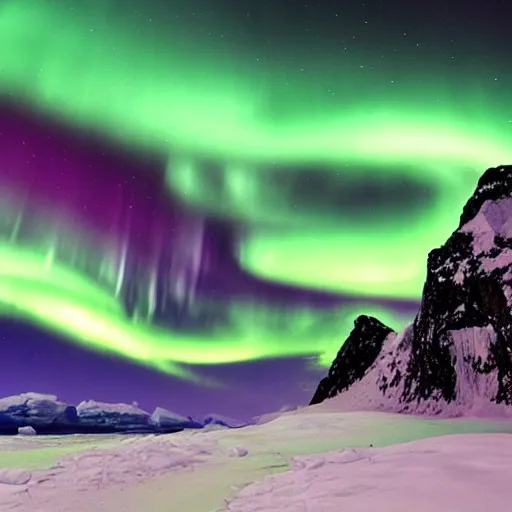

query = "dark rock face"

[310,315,394,405]
[311,166,512,415]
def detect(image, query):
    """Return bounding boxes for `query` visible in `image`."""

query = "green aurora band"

[0,0,511,379]
[0,240,411,380]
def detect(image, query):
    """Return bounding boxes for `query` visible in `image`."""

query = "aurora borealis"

[1,0,511,418]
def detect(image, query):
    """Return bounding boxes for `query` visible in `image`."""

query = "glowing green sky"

[0,242,410,378]
[0,0,511,379]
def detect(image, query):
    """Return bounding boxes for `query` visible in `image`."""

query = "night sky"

[0,0,511,420]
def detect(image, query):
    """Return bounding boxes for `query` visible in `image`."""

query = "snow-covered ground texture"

[225,434,512,512]
[1,407,512,511]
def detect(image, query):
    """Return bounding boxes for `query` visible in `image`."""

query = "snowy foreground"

[1,403,512,511]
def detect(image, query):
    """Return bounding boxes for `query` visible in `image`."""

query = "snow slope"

[0,409,512,511]
[225,434,512,512]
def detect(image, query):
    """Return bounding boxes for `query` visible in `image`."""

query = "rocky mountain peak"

[458,165,512,229]
[310,315,394,405]
[311,165,512,417]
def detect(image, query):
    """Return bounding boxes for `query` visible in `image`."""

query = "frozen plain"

[1,399,512,511]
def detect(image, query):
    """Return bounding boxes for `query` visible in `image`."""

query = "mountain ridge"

[311,165,512,416]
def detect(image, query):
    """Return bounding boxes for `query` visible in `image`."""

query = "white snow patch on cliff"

[504,217,512,238]
[453,258,470,284]
[449,326,500,414]
[461,211,496,254]
[480,198,512,237]
[480,249,512,272]
[504,285,512,307]
[462,198,512,255]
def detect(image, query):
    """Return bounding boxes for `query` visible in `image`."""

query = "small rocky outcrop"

[310,316,394,404]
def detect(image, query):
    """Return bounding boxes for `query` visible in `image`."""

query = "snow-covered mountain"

[311,165,512,416]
